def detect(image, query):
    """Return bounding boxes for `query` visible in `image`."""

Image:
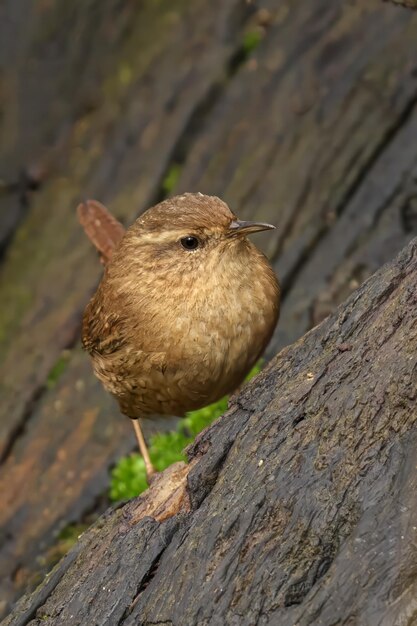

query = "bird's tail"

[77,199,125,265]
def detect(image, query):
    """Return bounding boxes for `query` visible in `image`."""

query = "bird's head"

[116,193,275,274]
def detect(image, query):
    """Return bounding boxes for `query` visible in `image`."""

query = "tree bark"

[2,0,417,617]
[387,0,417,8]
[5,238,417,626]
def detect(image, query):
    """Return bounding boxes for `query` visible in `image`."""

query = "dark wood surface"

[5,237,417,626]
[1,0,417,618]
[389,0,417,7]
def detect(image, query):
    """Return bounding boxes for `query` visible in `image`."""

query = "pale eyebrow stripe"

[133,231,195,245]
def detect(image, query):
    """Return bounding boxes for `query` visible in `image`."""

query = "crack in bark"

[0,330,81,467]
[277,93,417,301]
[117,550,166,625]
[0,169,44,260]
[149,4,259,209]
[7,541,85,626]
[386,0,417,8]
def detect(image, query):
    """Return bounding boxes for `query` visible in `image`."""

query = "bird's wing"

[81,302,127,356]
[82,298,169,413]
[77,199,125,264]
[82,302,167,368]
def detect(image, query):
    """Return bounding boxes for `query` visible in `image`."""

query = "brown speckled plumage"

[81,193,280,420]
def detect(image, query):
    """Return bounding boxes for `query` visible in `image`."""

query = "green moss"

[57,522,89,543]
[162,163,182,196]
[0,285,32,347]
[109,362,262,502]
[39,522,90,573]
[110,454,149,501]
[242,30,263,55]
[118,63,134,86]
[46,352,70,389]
[0,181,80,357]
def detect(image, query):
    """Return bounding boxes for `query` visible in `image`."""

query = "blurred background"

[1,0,417,617]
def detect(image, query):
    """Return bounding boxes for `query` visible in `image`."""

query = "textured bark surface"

[4,237,417,626]
[0,1,253,614]
[388,0,417,8]
[1,0,417,617]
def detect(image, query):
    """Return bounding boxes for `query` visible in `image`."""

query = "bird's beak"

[227,220,276,237]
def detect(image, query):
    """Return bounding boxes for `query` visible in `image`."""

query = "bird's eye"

[180,236,200,251]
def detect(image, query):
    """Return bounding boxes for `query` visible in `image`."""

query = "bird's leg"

[131,418,156,483]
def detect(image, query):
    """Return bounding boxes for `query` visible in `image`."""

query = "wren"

[78,193,280,480]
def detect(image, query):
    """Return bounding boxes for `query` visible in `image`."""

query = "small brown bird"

[78,193,280,481]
